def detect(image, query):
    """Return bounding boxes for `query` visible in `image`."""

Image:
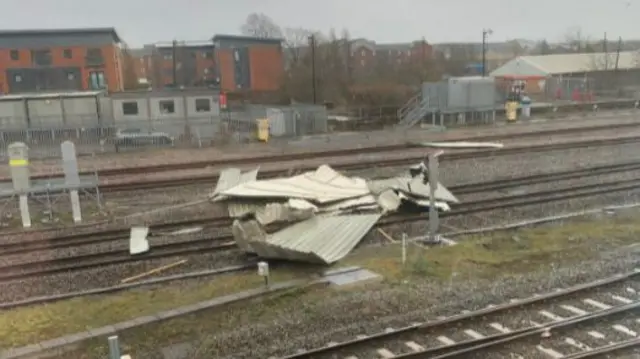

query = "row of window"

[9,48,103,64]
[121,98,212,115]
[12,70,106,89]
[357,49,429,57]
[162,67,212,76]
[161,50,213,60]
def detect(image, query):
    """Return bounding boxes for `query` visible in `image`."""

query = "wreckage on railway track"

[209,164,459,265]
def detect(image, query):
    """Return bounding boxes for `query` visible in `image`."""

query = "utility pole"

[614,36,623,92]
[481,29,493,77]
[171,40,178,87]
[421,36,426,83]
[309,34,317,104]
[603,32,609,69]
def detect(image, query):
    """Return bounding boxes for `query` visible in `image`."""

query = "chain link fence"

[0,104,329,160]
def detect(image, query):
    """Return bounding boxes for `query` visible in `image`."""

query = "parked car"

[113,129,174,152]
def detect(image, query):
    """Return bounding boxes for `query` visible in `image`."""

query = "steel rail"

[412,301,640,359]
[4,158,639,255]
[561,338,640,358]
[2,178,640,282]
[3,168,639,257]
[98,134,640,193]
[0,216,231,255]
[14,121,640,182]
[278,271,640,358]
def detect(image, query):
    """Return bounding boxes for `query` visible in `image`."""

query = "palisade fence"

[0,104,330,160]
[496,75,640,105]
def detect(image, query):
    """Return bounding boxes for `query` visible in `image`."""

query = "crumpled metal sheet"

[367,174,459,203]
[214,165,370,203]
[254,202,316,225]
[231,219,267,253]
[246,213,382,264]
[211,167,259,200]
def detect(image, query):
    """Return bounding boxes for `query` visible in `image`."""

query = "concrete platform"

[323,266,382,287]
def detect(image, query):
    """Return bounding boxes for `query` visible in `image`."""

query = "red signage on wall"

[219,92,227,109]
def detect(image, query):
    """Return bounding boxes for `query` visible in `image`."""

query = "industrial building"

[490,51,640,98]
[127,35,284,92]
[0,28,125,94]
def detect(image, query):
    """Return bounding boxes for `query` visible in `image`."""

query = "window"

[360,50,366,56]
[63,49,72,59]
[122,101,139,115]
[10,50,19,60]
[159,100,175,114]
[163,54,172,60]
[195,98,210,112]
[89,71,107,89]
[202,51,213,59]
[31,49,52,66]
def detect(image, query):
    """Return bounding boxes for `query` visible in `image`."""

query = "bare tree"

[240,13,283,38]
[564,26,591,52]
[282,27,315,68]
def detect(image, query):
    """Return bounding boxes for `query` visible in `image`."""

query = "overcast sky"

[5,0,637,46]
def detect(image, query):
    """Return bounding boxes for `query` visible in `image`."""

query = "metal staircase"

[397,92,432,127]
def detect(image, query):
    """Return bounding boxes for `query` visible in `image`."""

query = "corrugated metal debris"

[212,167,259,197]
[210,164,461,265]
[239,213,382,264]
[211,165,370,203]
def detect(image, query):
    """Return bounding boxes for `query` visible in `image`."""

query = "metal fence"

[495,74,640,105]
[398,74,640,127]
[0,104,330,159]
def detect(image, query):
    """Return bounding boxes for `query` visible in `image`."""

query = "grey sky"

[5,0,637,46]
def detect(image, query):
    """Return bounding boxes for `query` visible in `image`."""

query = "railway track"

[5,158,640,254]
[94,134,640,193]
[14,121,640,183]
[420,302,640,359]
[2,171,640,283]
[6,157,639,255]
[274,271,640,359]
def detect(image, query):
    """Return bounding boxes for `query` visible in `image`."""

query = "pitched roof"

[516,51,640,74]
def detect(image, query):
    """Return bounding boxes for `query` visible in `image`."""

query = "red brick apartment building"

[350,38,434,68]
[144,41,216,88]
[0,28,124,94]
[212,35,283,92]
[131,35,284,92]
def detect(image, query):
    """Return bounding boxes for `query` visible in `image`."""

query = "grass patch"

[347,211,640,282]
[0,269,302,349]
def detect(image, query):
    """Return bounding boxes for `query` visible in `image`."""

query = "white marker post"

[427,152,441,243]
[401,233,407,266]
[8,142,31,228]
[61,141,82,223]
[258,261,270,288]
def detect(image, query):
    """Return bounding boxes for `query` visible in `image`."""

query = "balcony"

[85,56,105,67]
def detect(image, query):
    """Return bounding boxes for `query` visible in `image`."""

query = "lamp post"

[482,28,493,77]
[308,34,317,104]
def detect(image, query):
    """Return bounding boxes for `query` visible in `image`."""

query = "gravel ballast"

[103,239,640,359]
